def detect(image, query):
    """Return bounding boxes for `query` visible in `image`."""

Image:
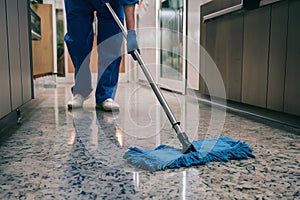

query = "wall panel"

[204,14,244,101]
[242,7,270,107]
[18,0,33,103]
[226,14,244,102]
[6,0,23,110]
[0,0,12,118]
[267,1,288,112]
[284,0,300,116]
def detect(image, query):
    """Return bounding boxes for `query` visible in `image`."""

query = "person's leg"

[94,1,124,104]
[64,0,94,98]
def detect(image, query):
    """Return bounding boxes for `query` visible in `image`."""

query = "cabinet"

[6,0,23,110]
[0,0,33,120]
[267,1,288,112]
[284,0,300,116]
[19,0,33,103]
[201,0,300,116]
[242,6,270,107]
[0,0,11,119]
[205,14,243,102]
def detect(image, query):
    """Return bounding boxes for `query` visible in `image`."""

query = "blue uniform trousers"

[64,0,135,103]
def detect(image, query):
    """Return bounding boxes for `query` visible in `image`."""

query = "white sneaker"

[97,98,120,111]
[68,94,85,109]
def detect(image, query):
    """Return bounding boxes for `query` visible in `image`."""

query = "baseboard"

[186,88,300,133]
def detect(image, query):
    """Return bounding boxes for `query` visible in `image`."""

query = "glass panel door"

[159,0,186,93]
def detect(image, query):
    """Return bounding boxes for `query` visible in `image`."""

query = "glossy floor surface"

[0,81,299,199]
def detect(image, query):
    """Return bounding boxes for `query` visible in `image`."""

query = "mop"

[106,3,255,171]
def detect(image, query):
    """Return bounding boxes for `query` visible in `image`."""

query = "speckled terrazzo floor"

[0,82,299,199]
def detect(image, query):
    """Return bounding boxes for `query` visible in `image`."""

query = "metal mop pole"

[105,3,196,153]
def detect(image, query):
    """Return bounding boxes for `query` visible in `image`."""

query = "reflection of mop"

[106,3,255,171]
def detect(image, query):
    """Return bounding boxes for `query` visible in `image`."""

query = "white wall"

[135,0,160,82]
[186,0,211,90]
[43,0,63,9]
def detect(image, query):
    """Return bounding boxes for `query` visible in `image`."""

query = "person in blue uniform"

[65,0,139,111]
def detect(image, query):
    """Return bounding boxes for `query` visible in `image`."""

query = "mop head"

[123,137,255,171]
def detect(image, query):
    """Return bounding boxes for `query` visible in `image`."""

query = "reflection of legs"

[96,111,120,147]
[71,109,98,152]
[95,4,124,103]
[64,0,94,98]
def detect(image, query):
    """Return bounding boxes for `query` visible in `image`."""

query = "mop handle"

[105,3,183,135]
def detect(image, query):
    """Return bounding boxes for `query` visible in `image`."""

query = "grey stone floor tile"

[0,82,299,199]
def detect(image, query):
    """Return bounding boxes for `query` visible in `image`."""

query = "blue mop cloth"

[123,137,255,171]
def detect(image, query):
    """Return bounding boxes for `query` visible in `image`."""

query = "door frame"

[157,0,187,94]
